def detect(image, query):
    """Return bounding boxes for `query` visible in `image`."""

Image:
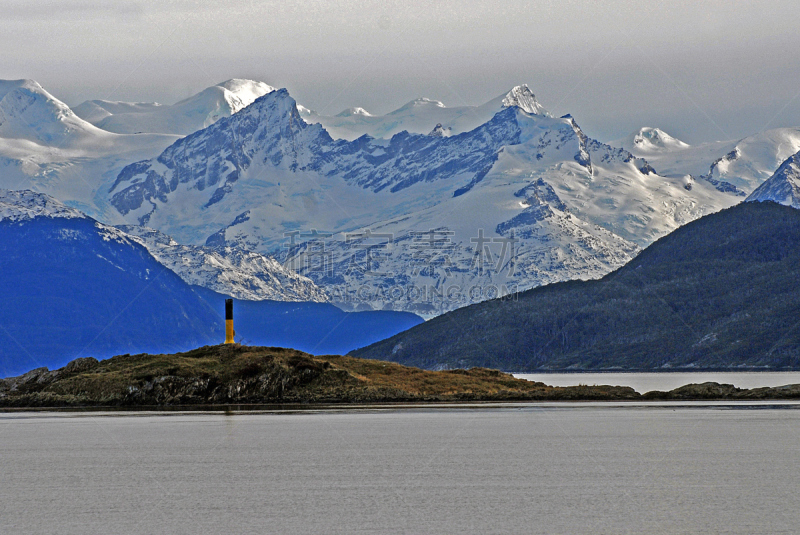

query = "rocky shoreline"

[1,345,799,408]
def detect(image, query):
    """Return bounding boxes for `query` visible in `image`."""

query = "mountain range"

[105,86,742,315]
[2,77,800,319]
[299,84,551,141]
[614,126,800,195]
[0,79,179,221]
[0,79,272,222]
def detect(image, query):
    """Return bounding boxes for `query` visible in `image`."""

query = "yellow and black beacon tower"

[225,298,235,344]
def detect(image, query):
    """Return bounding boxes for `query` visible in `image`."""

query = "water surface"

[2,404,799,534]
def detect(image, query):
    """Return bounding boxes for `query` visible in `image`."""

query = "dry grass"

[1,344,644,406]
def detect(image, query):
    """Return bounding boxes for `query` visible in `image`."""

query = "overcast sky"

[2,0,799,143]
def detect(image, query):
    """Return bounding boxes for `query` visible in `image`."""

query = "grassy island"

[2,344,799,408]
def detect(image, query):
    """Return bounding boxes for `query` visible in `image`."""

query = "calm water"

[513,371,800,393]
[2,404,799,534]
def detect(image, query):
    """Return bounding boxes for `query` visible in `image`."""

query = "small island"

[2,344,800,408]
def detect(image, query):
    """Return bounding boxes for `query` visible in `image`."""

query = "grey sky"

[1,0,799,143]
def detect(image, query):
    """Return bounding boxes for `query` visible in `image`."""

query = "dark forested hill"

[351,201,800,371]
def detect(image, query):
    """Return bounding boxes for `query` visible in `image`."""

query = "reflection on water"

[2,405,799,534]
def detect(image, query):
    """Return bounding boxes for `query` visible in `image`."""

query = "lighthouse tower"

[225,298,235,344]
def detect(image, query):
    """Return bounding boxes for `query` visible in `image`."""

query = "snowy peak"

[109,88,328,217]
[73,79,275,135]
[612,127,691,157]
[701,128,800,194]
[0,189,88,223]
[391,97,446,114]
[746,151,800,209]
[71,100,163,125]
[296,103,314,117]
[499,85,550,116]
[216,79,276,113]
[229,88,309,133]
[0,79,102,145]
[0,79,43,101]
[183,79,276,119]
[336,107,372,117]
[629,127,690,154]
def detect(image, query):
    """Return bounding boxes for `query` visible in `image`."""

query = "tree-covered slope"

[351,201,800,370]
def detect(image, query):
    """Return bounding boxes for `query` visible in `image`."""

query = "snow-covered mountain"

[300,85,551,141]
[0,79,106,146]
[108,87,740,315]
[699,128,800,194]
[73,79,275,136]
[616,127,690,155]
[0,79,178,221]
[117,225,328,302]
[746,150,800,208]
[611,126,800,196]
[9,77,798,319]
